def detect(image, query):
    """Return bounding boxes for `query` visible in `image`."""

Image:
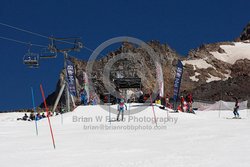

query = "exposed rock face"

[193,76,250,102]
[240,22,250,40]
[44,22,250,106]
[231,59,250,77]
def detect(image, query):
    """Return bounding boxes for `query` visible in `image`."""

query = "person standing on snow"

[180,96,185,112]
[233,97,240,118]
[117,98,127,121]
[186,93,194,113]
[80,89,88,105]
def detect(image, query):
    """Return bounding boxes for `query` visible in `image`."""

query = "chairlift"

[48,37,83,52]
[23,50,39,68]
[40,48,57,59]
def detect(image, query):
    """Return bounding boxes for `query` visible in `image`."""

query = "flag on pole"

[31,87,38,136]
[173,60,183,101]
[66,59,77,97]
[83,71,90,103]
[156,61,164,97]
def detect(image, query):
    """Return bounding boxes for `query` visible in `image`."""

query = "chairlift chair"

[23,51,40,68]
[40,48,57,59]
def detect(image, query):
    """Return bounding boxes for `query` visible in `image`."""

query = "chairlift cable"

[0,22,80,45]
[0,36,47,48]
[0,22,109,57]
[0,22,48,39]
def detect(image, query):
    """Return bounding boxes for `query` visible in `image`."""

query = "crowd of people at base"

[179,93,195,114]
[155,95,173,109]
[17,108,63,121]
[154,93,195,114]
[17,112,46,121]
[79,89,98,106]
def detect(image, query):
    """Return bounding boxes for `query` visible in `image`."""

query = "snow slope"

[182,59,226,83]
[206,73,221,83]
[0,104,250,167]
[190,72,200,82]
[210,42,250,64]
[182,59,214,70]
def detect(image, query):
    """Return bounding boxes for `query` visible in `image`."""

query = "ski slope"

[0,104,250,167]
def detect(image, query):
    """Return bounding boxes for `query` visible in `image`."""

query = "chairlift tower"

[23,37,83,113]
[48,37,83,113]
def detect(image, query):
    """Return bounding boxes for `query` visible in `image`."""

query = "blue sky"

[0,0,250,111]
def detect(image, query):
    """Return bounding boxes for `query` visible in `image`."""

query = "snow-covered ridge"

[183,59,225,83]
[210,42,250,64]
[182,59,214,70]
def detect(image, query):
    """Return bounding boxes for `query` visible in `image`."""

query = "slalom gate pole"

[218,100,222,118]
[108,93,111,124]
[246,106,249,118]
[164,95,169,119]
[31,87,38,136]
[61,113,63,125]
[150,94,158,127]
[128,102,130,116]
[40,84,56,149]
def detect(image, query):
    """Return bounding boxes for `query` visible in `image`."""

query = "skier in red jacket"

[180,96,185,112]
[186,93,194,113]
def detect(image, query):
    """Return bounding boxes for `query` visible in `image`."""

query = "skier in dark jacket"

[41,113,46,118]
[17,113,28,121]
[233,97,240,118]
[29,112,35,121]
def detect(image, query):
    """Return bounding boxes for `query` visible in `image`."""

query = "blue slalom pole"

[31,87,38,136]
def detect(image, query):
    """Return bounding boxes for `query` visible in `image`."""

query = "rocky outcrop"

[193,76,250,103]
[231,59,250,77]
[240,22,250,41]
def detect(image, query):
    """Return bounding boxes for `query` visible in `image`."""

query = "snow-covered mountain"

[44,22,250,106]
[183,34,250,102]
[183,41,250,83]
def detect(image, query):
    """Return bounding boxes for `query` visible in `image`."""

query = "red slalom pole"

[150,93,158,127]
[40,84,56,149]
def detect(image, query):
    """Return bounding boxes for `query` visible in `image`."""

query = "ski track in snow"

[0,104,250,167]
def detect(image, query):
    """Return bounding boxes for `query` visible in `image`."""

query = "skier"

[17,113,28,121]
[92,94,98,105]
[117,98,127,121]
[186,93,194,113]
[233,97,240,118]
[159,96,166,109]
[35,113,42,121]
[41,112,46,118]
[29,112,35,121]
[180,96,185,112]
[80,89,88,105]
